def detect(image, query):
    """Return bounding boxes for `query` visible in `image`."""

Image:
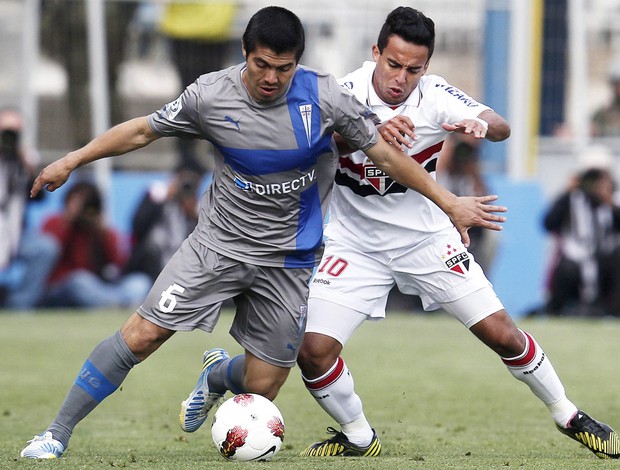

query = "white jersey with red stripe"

[326,61,490,252]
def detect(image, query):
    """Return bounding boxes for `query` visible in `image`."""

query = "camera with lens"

[0,129,20,162]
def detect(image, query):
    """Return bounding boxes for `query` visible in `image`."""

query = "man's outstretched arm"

[362,135,507,247]
[31,117,160,197]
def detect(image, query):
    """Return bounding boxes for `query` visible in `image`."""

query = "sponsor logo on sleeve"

[434,83,480,108]
[163,97,182,120]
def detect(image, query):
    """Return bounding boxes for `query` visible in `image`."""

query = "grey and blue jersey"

[148,63,378,268]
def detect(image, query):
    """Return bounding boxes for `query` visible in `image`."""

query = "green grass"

[1,310,619,469]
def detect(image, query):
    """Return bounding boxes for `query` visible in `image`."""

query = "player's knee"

[297,333,341,378]
[121,313,173,359]
[487,325,526,357]
[296,344,313,374]
[472,310,525,357]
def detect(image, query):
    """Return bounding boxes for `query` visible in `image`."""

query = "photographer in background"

[40,181,151,309]
[543,166,620,316]
[0,108,59,309]
[124,167,201,281]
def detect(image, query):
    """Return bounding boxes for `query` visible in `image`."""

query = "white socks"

[303,329,578,448]
[502,330,578,427]
[302,356,374,446]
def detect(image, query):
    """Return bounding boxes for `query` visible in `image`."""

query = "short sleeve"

[326,75,379,152]
[147,80,203,139]
[428,76,491,124]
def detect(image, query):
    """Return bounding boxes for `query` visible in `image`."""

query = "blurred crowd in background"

[2,0,620,317]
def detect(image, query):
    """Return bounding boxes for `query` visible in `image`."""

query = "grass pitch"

[1,309,619,469]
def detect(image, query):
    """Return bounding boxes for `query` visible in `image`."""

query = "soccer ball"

[211,393,285,461]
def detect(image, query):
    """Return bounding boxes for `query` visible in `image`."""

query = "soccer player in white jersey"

[297,7,619,459]
[19,7,507,460]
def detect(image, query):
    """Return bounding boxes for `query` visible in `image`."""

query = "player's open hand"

[378,116,417,151]
[448,195,507,247]
[30,158,74,198]
[442,119,488,139]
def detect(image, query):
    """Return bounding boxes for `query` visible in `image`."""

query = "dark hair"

[578,167,611,194]
[577,168,617,207]
[64,180,103,214]
[242,6,305,62]
[377,7,435,60]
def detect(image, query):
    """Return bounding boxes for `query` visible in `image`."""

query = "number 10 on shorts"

[318,256,348,277]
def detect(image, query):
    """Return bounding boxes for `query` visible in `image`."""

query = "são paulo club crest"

[441,243,470,275]
[363,161,396,195]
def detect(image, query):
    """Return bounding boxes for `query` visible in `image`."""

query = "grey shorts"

[138,235,311,367]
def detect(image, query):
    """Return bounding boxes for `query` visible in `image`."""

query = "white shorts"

[307,227,504,340]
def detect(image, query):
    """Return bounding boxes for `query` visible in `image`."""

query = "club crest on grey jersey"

[299,104,312,146]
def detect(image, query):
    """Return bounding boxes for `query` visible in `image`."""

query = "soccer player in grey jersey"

[21,6,506,459]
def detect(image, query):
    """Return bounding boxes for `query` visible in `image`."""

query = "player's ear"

[241,41,247,60]
[371,44,380,62]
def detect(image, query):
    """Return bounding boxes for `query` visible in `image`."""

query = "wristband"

[471,117,489,131]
